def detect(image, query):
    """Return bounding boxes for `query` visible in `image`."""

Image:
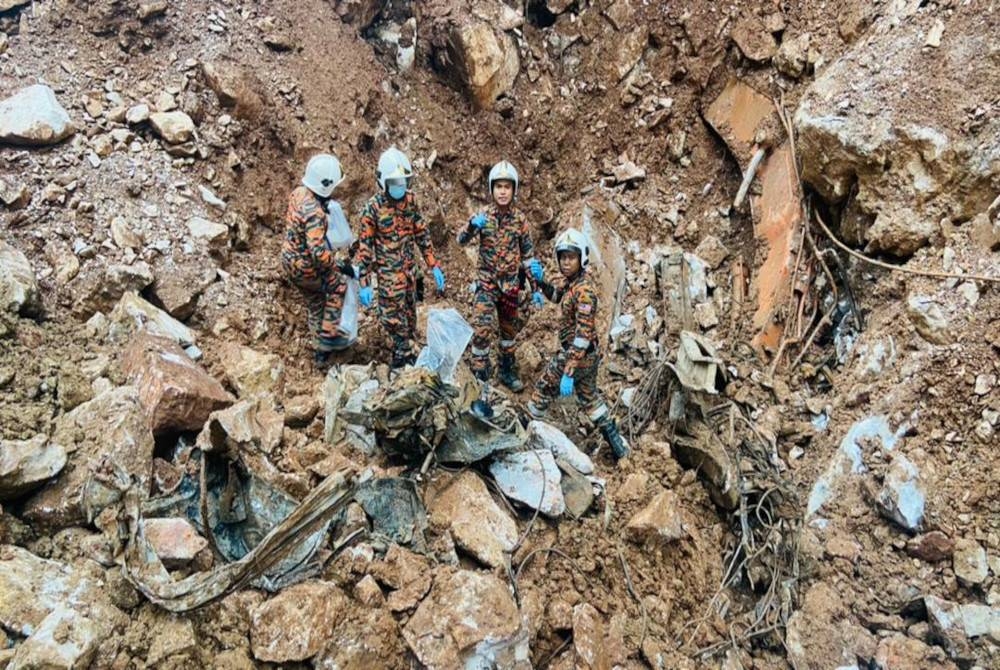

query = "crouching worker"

[527,228,630,460]
[281,153,357,368]
[457,160,543,392]
[355,147,446,370]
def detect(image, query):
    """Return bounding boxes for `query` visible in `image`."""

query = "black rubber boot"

[498,353,525,392]
[314,349,334,370]
[598,417,631,460]
[391,351,417,370]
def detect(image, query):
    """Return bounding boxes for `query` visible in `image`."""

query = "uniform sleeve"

[303,199,335,271]
[354,199,377,285]
[518,214,538,290]
[564,286,598,376]
[411,197,439,269]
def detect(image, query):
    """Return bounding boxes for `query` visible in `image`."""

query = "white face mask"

[386,178,407,200]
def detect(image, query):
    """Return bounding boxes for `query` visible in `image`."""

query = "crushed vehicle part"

[437,412,524,464]
[354,476,428,551]
[673,331,725,394]
[324,363,376,445]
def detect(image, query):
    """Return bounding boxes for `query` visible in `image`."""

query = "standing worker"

[281,153,356,368]
[355,146,446,370]
[457,160,543,393]
[527,228,630,460]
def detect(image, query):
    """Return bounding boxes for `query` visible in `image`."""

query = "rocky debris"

[122,332,233,434]
[440,20,520,109]
[609,156,646,186]
[775,33,813,78]
[906,295,953,345]
[148,257,217,320]
[785,583,876,669]
[570,603,627,669]
[730,15,778,62]
[0,545,127,669]
[110,216,144,249]
[0,178,31,209]
[402,568,521,668]
[873,633,957,670]
[23,386,154,530]
[427,470,517,569]
[143,517,209,567]
[196,397,284,456]
[149,111,196,144]
[795,5,1000,258]
[490,449,565,517]
[201,61,265,118]
[146,615,197,666]
[558,460,596,518]
[74,261,155,317]
[250,580,349,662]
[0,240,41,316]
[0,435,67,501]
[626,489,687,545]
[187,216,230,250]
[875,453,925,532]
[198,185,228,211]
[971,210,1000,251]
[907,531,955,563]
[126,103,151,124]
[284,394,319,427]
[693,235,728,270]
[109,291,197,348]
[354,574,384,606]
[922,595,1000,658]
[333,0,386,29]
[527,420,594,475]
[369,544,433,612]
[952,538,989,587]
[0,84,76,146]
[218,343,285,399]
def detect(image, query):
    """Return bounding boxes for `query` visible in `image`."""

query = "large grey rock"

[109,291,196,347]
[0,84,75,146]
[427,470,517,569]
[0,435,67,501]
[402,569,521,669]
[22,386,154,530]
[794,4,1000,258]
[73,261,155,317]
[0,545,127,670]
[489,449,565,517]
[875,453,925,531]
[0,240,40,316]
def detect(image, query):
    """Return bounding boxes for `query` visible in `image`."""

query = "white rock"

[954,539,989,586]
[149,111,195,144]
[0,240,41,316]
[0,434,68,501]
[527,420,594,475]
[187,216,229,247]
[0,84,76,146]
[125,103,150,124]
[489,449,565,516]
[198,185,227,210]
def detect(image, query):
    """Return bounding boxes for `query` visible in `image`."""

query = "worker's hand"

[359,286,374,308]
[529,258,544,282]
[559,374,574,397]
[532,291,544,308]
[433,266,446,293]
[470,212,487,230]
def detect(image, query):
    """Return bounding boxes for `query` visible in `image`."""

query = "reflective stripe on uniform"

[471,346,490,356]
[588,403,609,422]
[499,339,516,348]
[572,336,591,349]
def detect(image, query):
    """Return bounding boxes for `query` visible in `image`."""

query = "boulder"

[925,595,973,659]
[149,111,195,144]
[0,435,67,501]
[875,453,925,531]
[148,256,217,321]
[218,342,285,398]
[906,295,953,345]
[0,84,76,146]
[187,216,229,250]
[402,569,521,669]
[442,21,520,109]
[785,583,877,669]
[952,538,988,587]
[0,0,30,12]
[573,603,612,670]
[0,178,31,209]
[142,517,208,567]
[794,3,1000,258]
[527,420,594,474]
[0,240,41,316]
[23,386,155,530]
[427,470,517,569]
[109,291,197,347]
[626,489,687,545]
[201,61,265,119]
[0,545,127,670]
[693,235,729,270]
[195,397,284,456]
[313,607,409,669]
[873,634,958,670]
[125,103,150,124]
[73,261,155,317]
[730,16,777,62]
[489,449,565,517]
[559,460,595,518]
[121,332,233,434]
[251,581,349,662]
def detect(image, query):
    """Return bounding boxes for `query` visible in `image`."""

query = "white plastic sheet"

[415,307,473,384]
[340,278,360,340]
[325,200,353,249]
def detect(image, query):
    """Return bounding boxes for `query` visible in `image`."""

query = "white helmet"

[488,160,519,195]
[302,153,345,198]
[376,147,413,191]
[554,228,590,268]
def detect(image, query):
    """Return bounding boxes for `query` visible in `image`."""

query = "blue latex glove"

[470,212,487,230]
[532,291,544,308]
[559,374,574,397]
[529,258,544,282]
[433,266,445,293]
[359,286,374,308]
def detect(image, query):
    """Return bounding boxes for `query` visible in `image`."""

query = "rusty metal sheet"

[704,79,775,166]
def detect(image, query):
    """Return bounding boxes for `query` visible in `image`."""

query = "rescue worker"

[527,228,630,460]
[355,147,446,369]
[281,153,356,368]
[457,160,544,392]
